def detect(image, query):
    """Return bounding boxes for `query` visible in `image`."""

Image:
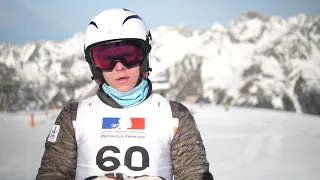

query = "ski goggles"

[90,40,144,71]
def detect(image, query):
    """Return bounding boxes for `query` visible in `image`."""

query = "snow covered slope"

[0,105,320,180]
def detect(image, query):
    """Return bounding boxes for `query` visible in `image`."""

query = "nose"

[113,61,126,71]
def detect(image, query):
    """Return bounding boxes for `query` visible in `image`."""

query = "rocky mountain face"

[0,11,319,115]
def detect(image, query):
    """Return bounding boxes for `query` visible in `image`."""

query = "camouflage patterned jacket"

[36,80,214,180]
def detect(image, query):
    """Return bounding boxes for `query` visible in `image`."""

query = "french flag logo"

[102,117,145,130]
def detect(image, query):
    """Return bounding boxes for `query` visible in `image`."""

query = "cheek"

[134,68,140,77]
[131,68,140,80]
[102,72,112,82]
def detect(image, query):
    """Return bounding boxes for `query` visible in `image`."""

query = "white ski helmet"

[84,8,152,84]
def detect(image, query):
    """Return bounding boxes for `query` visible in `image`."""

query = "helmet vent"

[122,15,143,25]
[89,21,98,29]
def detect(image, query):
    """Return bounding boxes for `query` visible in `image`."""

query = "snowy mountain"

[1,11,320,115]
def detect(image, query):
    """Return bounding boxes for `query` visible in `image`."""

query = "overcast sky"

[1,0,319,45]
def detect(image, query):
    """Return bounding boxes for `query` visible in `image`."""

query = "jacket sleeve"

[36,102,79,180]
[170,101,214,180]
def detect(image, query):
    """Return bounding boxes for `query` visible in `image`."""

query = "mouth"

[116,76,130,82]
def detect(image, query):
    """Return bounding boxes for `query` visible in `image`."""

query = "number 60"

[96,146,149,171]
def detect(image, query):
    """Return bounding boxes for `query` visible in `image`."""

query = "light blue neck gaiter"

[102,78,149,108]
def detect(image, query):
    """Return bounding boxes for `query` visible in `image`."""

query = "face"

[102,62,140,92]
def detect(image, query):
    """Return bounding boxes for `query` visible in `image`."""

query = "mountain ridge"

[1,11,319,115]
